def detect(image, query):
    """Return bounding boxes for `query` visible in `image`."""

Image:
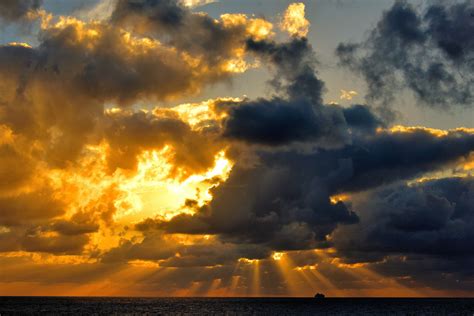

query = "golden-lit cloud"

[379,125,474,142]
[329,193,351,204]
[272,252,284,261]
[281,3,310,37]
[340,89,358,101]
[463,153,474,171]
[6,42,32,48]
[180,0,217,7]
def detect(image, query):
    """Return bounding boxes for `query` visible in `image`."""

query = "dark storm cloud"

[221,37,349,147]
[337,128,474,192]
[245,38,324,104]
[222,98,346,146]
[370,255,474,293]
[342,105,383,134]
[331,177,474,290]
[340,176,474,256]
[0,0,42,22]
[336,0,474,108]
[148,127,474,255]
[142,160,359,251]
[223,127,474,199]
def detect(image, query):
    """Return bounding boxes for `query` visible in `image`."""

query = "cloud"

[0,7,263,167]
[335,176,474,256]
[104,109,224,176]
[110,19,472,263]
[342,104,382,134]
[280,3,310,38]
[245,37,323,104]
[330,176,474,291]
[0,0,251,259]
[336,0,474,108]
[180,0,217,8]
[102,232,270,266]
[338,127,474,193]
[0,0,277,170]
[220,37,349,147]
[111,0,273,68]
[51,219,99,236]
[0,130,37,194]
[142,159,359,251]
[75,0,117,21]
[222,97,347,146]
[340,90,358,101]
[0,0,42,22]
[0,189,64,227]
[149,125,474,255]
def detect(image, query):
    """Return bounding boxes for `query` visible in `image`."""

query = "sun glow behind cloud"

[48,141,233,225]
[116,147,232,222]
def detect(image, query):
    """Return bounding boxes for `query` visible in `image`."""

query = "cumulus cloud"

[0,0,257,260]
[335,176,474,256]
[1,17,234,104]
[111,0,273,68]
[222,97,346,146]
[337,127,474,193]
[0,27,218,167]
[330,177,474,291]
[143,126,474,256]
[220,37,348,147]
[280,3,310,37]
[104,109,223,176]
[336,0,474,108]
[98,1,474,268]
[0,0,272,168]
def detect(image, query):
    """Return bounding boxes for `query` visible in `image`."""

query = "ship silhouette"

[314,293,325,299]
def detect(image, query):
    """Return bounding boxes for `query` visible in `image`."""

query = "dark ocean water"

[1,297,473,315]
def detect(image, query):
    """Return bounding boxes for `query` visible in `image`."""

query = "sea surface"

[1,297,473,315]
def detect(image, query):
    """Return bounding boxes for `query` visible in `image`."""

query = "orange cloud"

[281,3,310,37]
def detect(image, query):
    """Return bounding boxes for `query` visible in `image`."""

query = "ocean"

[1,297,473,315]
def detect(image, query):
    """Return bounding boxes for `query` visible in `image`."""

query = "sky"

[0,0,473,297]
